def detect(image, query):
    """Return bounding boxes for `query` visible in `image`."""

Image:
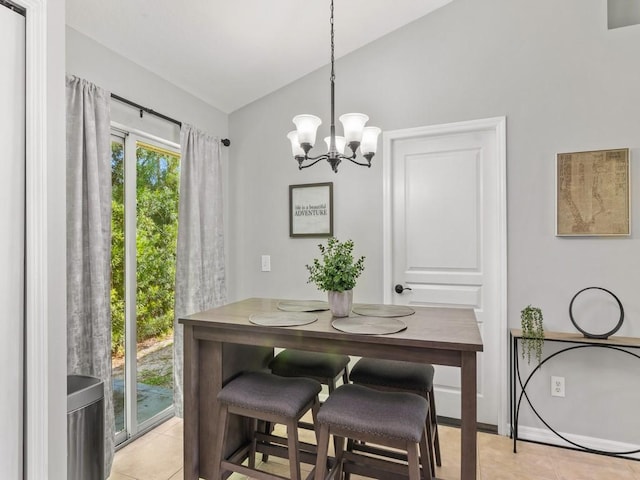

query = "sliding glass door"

[111,127,180,444]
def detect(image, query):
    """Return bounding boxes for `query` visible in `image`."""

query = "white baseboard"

[511,424,640,460]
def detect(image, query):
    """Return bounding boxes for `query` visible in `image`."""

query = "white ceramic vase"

[328,290,353,317]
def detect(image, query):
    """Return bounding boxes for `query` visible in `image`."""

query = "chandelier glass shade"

[287,0,381,173]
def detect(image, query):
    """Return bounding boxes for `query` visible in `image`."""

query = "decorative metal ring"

[569,287,624,339]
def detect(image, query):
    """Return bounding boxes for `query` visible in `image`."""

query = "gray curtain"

[66,75,115,475]
[174,124,227,417]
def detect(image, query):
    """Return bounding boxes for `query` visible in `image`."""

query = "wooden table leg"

[183,324,200,479]
[199,340,224,479]
[460,351,478,479]
[189,338,271,479]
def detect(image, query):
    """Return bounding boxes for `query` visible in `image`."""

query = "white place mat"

[277,300,330,312]
[352,304,415,318]
[249,311,318,327]
[331,316,407,335]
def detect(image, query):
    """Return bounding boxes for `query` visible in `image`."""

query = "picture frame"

[556,148,630,236]
[289,182,333,238]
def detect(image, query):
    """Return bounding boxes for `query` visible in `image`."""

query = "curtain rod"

[0,0,26,15]
[110,93,231,147]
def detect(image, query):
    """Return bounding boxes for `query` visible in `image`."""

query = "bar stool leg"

[314,424,331,480]
[261,421,272,463]
[343,439,354,480]
[311,398,320,444]
[428,389,442,466]
[287,419,302,480]
[341,367,349,387]
[212,404,230,480]
[334,435,346,480]
[249,417,258,469]
[420,428,433,480]
[328,378,337,394]
[424,410,436,477]
[407,441,421,480]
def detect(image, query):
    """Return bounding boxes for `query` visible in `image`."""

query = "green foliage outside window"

[111,142,125,355]
[110,142,180,356]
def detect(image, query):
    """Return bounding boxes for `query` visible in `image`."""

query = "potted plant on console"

[520,305,544,365]
[306,237,365,317]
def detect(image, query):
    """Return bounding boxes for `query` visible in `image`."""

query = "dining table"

[179,297,483,480]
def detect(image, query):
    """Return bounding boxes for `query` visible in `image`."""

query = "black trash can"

[67,375,104,480]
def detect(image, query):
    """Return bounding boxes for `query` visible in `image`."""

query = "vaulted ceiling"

[66,0,452,113]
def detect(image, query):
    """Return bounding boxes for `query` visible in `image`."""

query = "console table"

[510,328,640,456]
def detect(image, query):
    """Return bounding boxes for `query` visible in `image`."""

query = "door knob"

[394,284,412,294]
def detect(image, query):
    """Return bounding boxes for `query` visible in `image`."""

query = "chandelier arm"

[298,155,330,170]
[304,153,331,162]
[341,155,372,168]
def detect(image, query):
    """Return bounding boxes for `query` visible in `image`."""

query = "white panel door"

[0,4,26,479]
[383,118,506,429]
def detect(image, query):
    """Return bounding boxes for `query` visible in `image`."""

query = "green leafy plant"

[521,305,544,365]
[306,237,365,292]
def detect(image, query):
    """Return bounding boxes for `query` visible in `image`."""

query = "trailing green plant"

[520,305,544,365]
[306,237,365,292]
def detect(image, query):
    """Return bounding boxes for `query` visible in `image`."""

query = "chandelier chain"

[330,0,335,83]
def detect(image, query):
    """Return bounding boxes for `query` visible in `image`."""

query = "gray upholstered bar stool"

[266,349,350,463]
[269,349,350,394]
[314,384,432,480]
[212,371,322,480]
[349,358,441,476]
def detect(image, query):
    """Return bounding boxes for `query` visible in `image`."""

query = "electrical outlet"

[261,255,271,272]
[551,376,565,397]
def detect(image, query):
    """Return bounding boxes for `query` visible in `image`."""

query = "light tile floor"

[108,417,640,480]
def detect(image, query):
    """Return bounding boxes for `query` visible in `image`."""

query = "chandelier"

[287,0,381,173]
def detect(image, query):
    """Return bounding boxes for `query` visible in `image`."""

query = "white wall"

[48,0,67,477]
[229,0,640,447]
[0,6,25,478]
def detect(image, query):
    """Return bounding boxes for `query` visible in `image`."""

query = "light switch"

[261,255,271,272]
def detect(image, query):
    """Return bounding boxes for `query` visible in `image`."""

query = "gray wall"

[229,0,640,446]
[608,0,640,29]
[66,27,228,144]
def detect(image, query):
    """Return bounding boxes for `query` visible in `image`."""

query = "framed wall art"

[556,148,630,236]
[289,182,333,238]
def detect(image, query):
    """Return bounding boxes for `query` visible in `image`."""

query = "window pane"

[111,137,126,434]
[135,142,180,425]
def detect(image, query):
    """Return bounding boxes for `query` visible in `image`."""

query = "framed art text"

[289,182,333,238]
